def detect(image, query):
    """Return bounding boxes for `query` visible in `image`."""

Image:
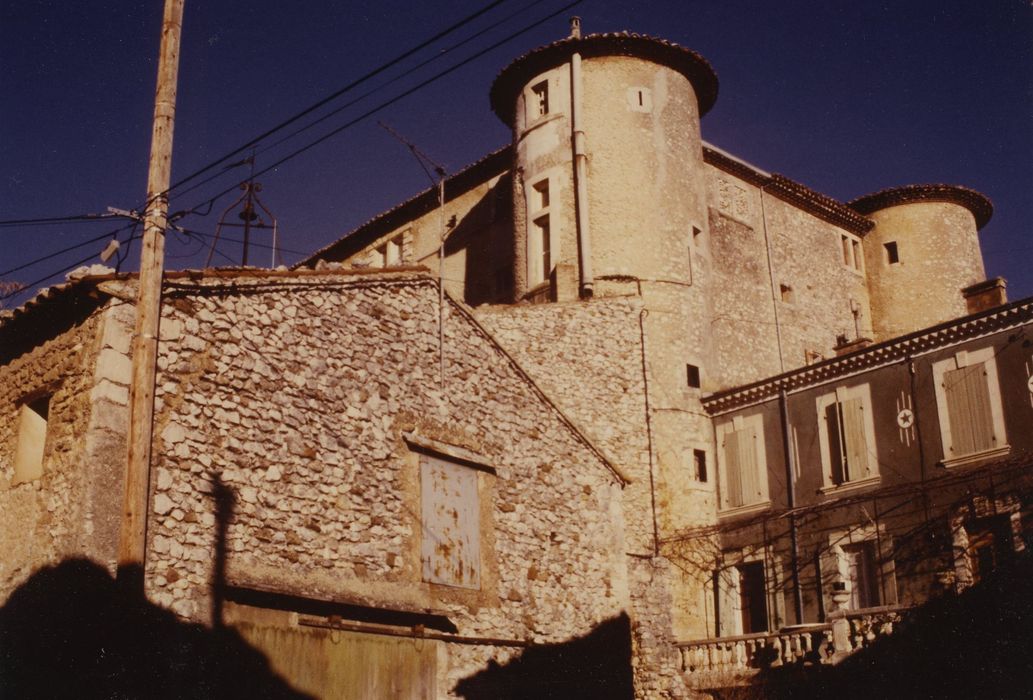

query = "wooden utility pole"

[118,0,185,585]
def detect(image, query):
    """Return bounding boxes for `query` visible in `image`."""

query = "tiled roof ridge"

[702,146,875,235]
[703,295,1033,414]
[849,184,993,230]
[490,32,719,124]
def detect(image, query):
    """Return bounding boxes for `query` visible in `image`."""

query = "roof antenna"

[204,151,280,268]
[570,16,581,39]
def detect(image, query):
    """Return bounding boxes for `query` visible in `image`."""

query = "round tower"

[491,30,721,643]
[490,31,718,302]
[850,185,993,339]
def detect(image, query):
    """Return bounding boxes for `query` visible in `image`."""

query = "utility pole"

[118,0,185,587]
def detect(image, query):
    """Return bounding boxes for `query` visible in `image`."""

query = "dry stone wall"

[0,299,132,600]
[145,271,645,696]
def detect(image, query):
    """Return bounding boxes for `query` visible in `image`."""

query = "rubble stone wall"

[146,271,644,696]
[0,299,132,599]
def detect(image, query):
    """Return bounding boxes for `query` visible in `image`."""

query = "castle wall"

[705,164,875,387]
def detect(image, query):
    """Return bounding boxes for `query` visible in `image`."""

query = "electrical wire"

[172,0,585,220]
[161,0,511,201]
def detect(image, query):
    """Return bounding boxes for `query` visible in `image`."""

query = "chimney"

[963,277,1007,314]
[570,16,582,39]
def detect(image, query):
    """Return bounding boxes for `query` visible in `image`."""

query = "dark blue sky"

[2,1,1031,305]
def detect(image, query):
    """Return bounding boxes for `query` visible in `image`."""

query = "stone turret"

[850,185,994,340]
[490,32,718,303]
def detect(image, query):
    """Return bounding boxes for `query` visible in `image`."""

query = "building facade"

[2,28,1029,699]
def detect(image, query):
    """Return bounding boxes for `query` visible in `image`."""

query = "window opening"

[884,241,899,264]
[13,395,50,485]
[738,561,768,633]
[686,364,701,389]
[693,449,708,483]
[531,80,549,118]
[780,284,795,303]
[843,541,880,609]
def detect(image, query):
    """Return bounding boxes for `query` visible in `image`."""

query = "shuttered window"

[824,397,870,485]
[817,385,877,488]
[932,348,1007,465]
[420,455,481,589]
[720,420,764,509]
[943,364,995,456]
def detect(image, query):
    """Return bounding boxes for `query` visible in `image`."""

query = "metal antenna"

[204,151,280,267]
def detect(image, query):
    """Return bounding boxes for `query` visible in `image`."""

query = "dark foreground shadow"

[753,551,1033,700]
[0,559,311,699]
[454,613,634,700]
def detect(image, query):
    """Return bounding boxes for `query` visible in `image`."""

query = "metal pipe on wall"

[569,17,594,298]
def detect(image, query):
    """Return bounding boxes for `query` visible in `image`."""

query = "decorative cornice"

[703,147,875,235]
[703,296,1033,414]
[849,184,993,230]
[490,32,719,126]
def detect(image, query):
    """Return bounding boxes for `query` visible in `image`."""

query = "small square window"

[686,364,701,389]
[531,80,549,118]
[884,241,899,265]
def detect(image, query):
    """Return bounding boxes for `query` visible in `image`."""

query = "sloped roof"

[849,184,993,230]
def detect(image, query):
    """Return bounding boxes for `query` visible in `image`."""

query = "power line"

[0,229,127,278]
[0,213,121,228]
[173,0,584,220]
[161,0,511,202]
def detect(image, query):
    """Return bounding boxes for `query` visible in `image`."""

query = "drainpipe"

[569,17,594,298]
[779,387,805,624]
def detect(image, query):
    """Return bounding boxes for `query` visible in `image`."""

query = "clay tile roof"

[490,32,719,125]
[849,184,994,230]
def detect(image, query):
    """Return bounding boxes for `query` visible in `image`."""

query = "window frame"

[716,413,770,517]
[525,173,559,289]
[932,346,1009,468]
[839,232,865,274]
[815,383,880,493]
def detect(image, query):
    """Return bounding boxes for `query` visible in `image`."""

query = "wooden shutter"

[723,431,743,508]
[738,428,760,503]
[944,364,995,455]
[420,455,480,589]
[824,402,846,485]
[841,398,869,480]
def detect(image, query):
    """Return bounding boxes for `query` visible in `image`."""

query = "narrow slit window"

[694,449,708,483]
[884,241,899,264]
[780,284,795,303]
[841,236,851,266]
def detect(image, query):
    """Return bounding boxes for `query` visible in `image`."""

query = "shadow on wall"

[749,550,1033,700]
[0,559,312,699]
[454,612,634,700]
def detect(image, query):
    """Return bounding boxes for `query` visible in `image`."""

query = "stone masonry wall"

[0,298,132,600]
[144,271,644,696]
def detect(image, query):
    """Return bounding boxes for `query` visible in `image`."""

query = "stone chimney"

[963,277,1007,315]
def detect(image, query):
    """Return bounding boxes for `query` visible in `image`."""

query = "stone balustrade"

[676,605,911,689]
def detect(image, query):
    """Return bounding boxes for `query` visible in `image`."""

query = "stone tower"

[491,29,722,638]
[851,185,994,340]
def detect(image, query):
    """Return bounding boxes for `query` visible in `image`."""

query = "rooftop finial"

[570,16,581,39]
